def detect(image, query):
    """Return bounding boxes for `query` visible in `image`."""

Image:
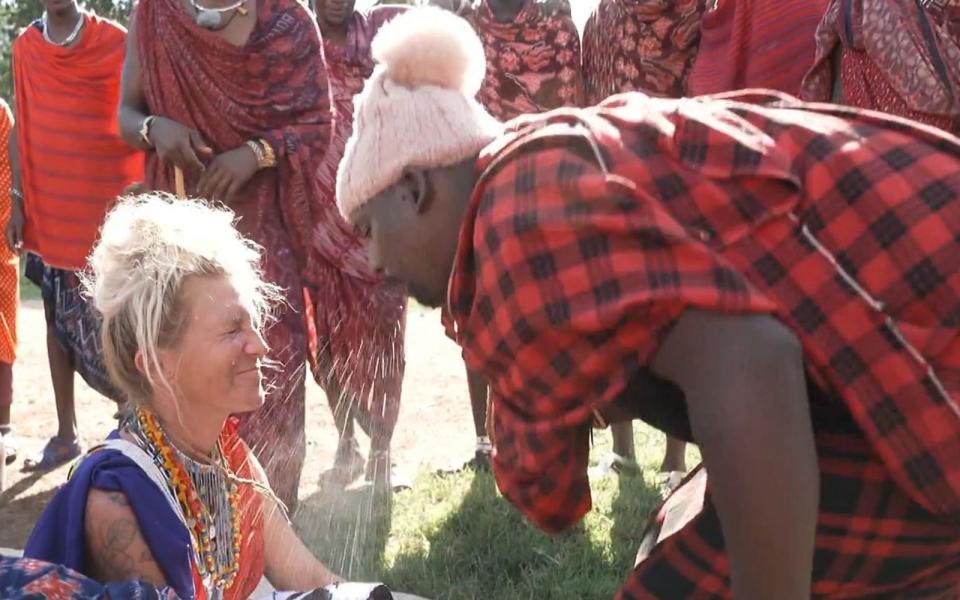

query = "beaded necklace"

[41,10,85,47]
[126,408,243,598]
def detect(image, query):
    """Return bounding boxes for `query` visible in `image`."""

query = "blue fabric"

[0,555,180,599]
[23,434,196,600]
[25,254,123,402]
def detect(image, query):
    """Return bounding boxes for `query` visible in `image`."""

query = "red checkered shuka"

[443,91,960,538]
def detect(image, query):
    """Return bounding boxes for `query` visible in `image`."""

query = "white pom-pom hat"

[336,7,502,223]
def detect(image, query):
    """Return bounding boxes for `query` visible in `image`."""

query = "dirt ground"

[0,299,476,549]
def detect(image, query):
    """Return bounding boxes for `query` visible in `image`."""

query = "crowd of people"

[0,0,959,598]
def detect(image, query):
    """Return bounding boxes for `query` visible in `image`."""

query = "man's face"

[358,169,463,309]
[41,0,77,15]
[316,0,356,25]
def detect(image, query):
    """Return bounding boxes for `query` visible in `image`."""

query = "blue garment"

[23,253,124,402]
[23,437,196,599]
[0,555,179,599]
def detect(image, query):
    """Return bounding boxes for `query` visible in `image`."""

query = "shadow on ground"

[0,471,54,548]
[298,467,666,600]
[295,482,393,581]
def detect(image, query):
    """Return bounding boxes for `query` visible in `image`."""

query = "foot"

[657,470,686,494]
[589,452,641,478]
[463,448,492,471]
[365,451,410,492]
[0,427,15,465]
[320,438,365,490]
[23,436,83,472]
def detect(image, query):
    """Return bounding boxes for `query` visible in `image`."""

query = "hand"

[196,145,259,203]
[5,192,24,253]
[149,117,213,176]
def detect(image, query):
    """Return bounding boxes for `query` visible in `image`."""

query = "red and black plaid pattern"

[624,404,960,598]
[443,91,960,547]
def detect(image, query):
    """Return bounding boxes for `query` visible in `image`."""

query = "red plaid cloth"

[626,400,960,597]
[443,91,960,558]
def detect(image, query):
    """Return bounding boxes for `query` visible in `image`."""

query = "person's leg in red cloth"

[624,406,960,599]
[236,234,308,511]
[308,266,406,490]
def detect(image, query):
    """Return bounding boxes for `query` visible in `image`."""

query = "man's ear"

[401,167,430,214]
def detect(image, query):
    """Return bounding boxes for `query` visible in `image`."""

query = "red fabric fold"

[13,15,144,270]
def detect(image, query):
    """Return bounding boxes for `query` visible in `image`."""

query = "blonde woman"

[24,194,395,600]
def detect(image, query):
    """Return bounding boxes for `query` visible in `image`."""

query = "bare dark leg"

[0,361,12,464]
[611,422,636,460]
[464,365,492,470]
[466,365,488,438]
[47,326,77,442]
[0,361,11,427]
[660,435,688,473]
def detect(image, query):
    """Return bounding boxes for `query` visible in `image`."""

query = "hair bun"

[372,6,486,95]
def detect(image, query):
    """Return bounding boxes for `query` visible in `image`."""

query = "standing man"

[6,0,142,471]
[311,0,410,489]
[582,0,707,479]
[801,0,960,134]
[582,0,705,105]
[338,9,960,597]
[433,0,584,469]
[117,0,333,506]
[0,100,17,469]
[436,0,584,121]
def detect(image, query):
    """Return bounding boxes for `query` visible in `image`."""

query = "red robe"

[13,14,144,270]
[134,0,333,506]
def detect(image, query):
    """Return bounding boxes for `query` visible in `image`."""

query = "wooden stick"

[174,167,186,199]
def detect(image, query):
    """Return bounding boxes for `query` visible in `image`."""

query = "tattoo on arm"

[99,518,140,580]
[87,490,166,586]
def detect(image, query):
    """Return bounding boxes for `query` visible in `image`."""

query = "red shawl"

[136,0,334,285]
[582,0,706,104]
[13,14,144,270]
[801,0,960,133]
[687,0,829,96]
[461,0,584,121]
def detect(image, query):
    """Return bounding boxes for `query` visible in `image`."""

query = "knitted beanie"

[336,6,503,223]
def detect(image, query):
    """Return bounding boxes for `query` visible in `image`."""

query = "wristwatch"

[139,115,157,147]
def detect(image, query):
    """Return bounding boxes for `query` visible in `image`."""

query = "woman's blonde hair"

[85,193,279,405]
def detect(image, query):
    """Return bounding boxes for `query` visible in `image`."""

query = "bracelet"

[245,140,266,167]
[139,115,156,147]
[10,189,23,201]
[245,139,277,169]
[257,138,276,168]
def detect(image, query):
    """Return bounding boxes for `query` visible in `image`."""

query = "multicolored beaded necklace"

[125,407,243,598]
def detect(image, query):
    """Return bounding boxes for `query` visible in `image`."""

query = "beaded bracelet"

[245,139,277,169]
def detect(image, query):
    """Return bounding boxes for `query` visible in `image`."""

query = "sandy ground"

[0,300,476,549]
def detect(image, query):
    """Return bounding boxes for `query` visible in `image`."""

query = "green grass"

[295,426,700,600]
[19,262,39,301]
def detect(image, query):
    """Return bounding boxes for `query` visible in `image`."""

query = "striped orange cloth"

[12,14,143,271]
[0,101,16,365]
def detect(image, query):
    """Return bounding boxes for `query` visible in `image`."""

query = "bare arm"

[247,457,341,590]
[84,489,168,586]
[8,122,21,194]
[5,122,24,252]
[117,12,150,151]
[650,310,818,600]
[117,12,210,174]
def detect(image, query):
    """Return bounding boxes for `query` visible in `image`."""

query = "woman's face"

[158,276,267,417]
